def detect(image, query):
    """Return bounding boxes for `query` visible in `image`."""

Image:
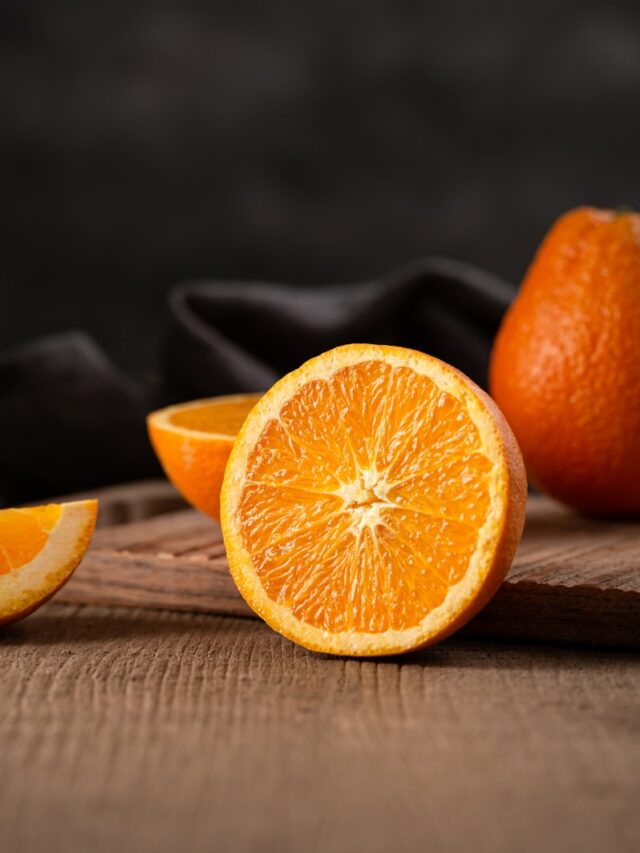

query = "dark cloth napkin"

[0,258,514,503]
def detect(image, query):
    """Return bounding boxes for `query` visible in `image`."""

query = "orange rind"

[0,500,98,626]
[221,345,526,656]
[148,394,261,519]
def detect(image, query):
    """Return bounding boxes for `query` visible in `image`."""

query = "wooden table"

[1,484,640,852]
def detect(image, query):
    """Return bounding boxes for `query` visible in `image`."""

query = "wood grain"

[1,604,639,853]
[56,483,640,648]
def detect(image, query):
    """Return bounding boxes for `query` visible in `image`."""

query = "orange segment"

[0,500,97,626]
[147,394,261,520]
[221,344,526,656]
[0,506,62,574]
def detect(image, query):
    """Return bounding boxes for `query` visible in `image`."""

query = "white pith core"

[335,470,394,534]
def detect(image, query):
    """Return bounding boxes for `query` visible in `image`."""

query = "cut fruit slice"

[147,394,262,520]
[0,500,98,626]
[221,345,526,656]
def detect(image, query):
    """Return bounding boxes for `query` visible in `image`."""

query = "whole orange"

[490,207,640,516]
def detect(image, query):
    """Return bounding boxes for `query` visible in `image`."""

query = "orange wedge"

[0,500,98,626]
[147,394,262,520]
[221,344,526,656]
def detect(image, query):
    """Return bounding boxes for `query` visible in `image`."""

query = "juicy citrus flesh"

[222,345,526,656]
[0,505,62,573]
[147,394,261,520]
[0,500,98,626]
[167,397,261,436]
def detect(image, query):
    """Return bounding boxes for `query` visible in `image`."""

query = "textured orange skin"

[147,395,261,521]
[490,207,640,515]
[148,424,233,521]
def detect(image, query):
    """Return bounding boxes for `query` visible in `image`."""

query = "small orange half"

[147,394,262,520]
[0,500,98,626]
[221,345,526,656]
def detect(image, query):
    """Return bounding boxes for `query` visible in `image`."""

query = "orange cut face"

[237,361,492,634]
[222,345,526,656]
[0,500,98,627]
[168,399,259,435]
[0,506,62,574]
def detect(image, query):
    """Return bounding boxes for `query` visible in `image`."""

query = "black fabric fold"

[0,259,515,503]
[166,258,513,396]
[0,333,158,502]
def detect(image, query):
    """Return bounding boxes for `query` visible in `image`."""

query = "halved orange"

[0,500,98,626]
[147,394,261,520]
[221,345,526,656]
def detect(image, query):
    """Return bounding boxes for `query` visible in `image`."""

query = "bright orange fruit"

[490,207,640,515]
[221,345,526,656]
[147,394,261,520]
[0,500,98,626]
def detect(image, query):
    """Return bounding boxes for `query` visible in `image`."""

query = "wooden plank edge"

[465,581,640,649]
[55,558,640,650]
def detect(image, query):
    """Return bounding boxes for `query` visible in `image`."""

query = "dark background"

[2,1,640,376]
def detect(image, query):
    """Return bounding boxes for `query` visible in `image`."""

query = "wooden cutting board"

[56,481,640,648]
